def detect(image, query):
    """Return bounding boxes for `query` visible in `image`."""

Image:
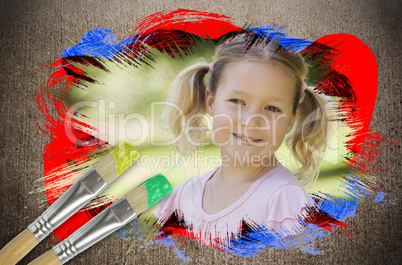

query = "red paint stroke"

[36,89,111,242]
[34,9,383,246]
[50,198,114,244]
[155,212,253,253]
[37,89,108,203]
[313,34,378,160]
[302,205,353,232]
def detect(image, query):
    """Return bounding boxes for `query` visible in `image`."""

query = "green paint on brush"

[111,141,140,175]
[141,174,172,208]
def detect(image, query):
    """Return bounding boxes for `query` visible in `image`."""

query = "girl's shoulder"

[259,166,315,231]
[258,165,304,191]
[256,165,314,208]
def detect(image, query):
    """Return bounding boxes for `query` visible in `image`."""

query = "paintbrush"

[28,173,172,265]
[0,141,140,265]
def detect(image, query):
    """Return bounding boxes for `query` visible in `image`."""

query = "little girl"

[154,32,331,245]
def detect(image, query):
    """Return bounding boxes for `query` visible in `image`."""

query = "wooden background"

[0,0,400,264]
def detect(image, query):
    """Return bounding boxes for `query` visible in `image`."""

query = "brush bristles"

[93,142,139,184]
[125,185,148,214]
[125,174,172,214]
[93,153,119,184]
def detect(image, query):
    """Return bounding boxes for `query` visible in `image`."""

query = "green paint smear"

[141,174,172,208]
[111,141,140,175]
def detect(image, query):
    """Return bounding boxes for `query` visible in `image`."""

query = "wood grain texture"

[0,228,39,265]
[0,0,400,264]
[28,250,62,265]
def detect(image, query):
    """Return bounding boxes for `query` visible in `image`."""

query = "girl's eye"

[229,99,245,105]
[265,106,281,112]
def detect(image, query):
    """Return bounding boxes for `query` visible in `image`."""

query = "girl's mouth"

[233,133,263,144]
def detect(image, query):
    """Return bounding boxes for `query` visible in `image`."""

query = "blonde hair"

[161,32,333,189]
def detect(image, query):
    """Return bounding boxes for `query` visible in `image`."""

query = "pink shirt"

[154,165,315,244]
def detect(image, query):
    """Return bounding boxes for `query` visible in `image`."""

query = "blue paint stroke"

[375,192,386,202]
[62,26,312,59]
[115,217,192,262]
[250,25,313,52]
[217,223,327,257]
[62,28,135,59]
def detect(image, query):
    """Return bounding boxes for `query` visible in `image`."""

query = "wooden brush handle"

[29,249,62,265]
[0,228,39,265]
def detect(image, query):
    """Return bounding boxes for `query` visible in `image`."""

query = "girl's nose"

[239,108,268,129]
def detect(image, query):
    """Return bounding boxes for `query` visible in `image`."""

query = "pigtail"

[285,86,335,189]
[160,60,210,155]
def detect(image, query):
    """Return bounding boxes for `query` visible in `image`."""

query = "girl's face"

[205,60,298,166]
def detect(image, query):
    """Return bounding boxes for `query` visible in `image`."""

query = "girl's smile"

[233,133,263,145]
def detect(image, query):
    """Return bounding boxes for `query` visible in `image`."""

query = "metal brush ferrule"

[53,197,136,264]
[28,168,108,241]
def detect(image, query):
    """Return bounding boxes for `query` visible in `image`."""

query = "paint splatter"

[375,192,386,202]
[32,9,393,260]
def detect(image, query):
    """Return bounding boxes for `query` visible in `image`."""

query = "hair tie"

[302,82,307,92]
[209,63,214,73]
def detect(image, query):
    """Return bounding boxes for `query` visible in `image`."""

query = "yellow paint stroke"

[111,141,140,176]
